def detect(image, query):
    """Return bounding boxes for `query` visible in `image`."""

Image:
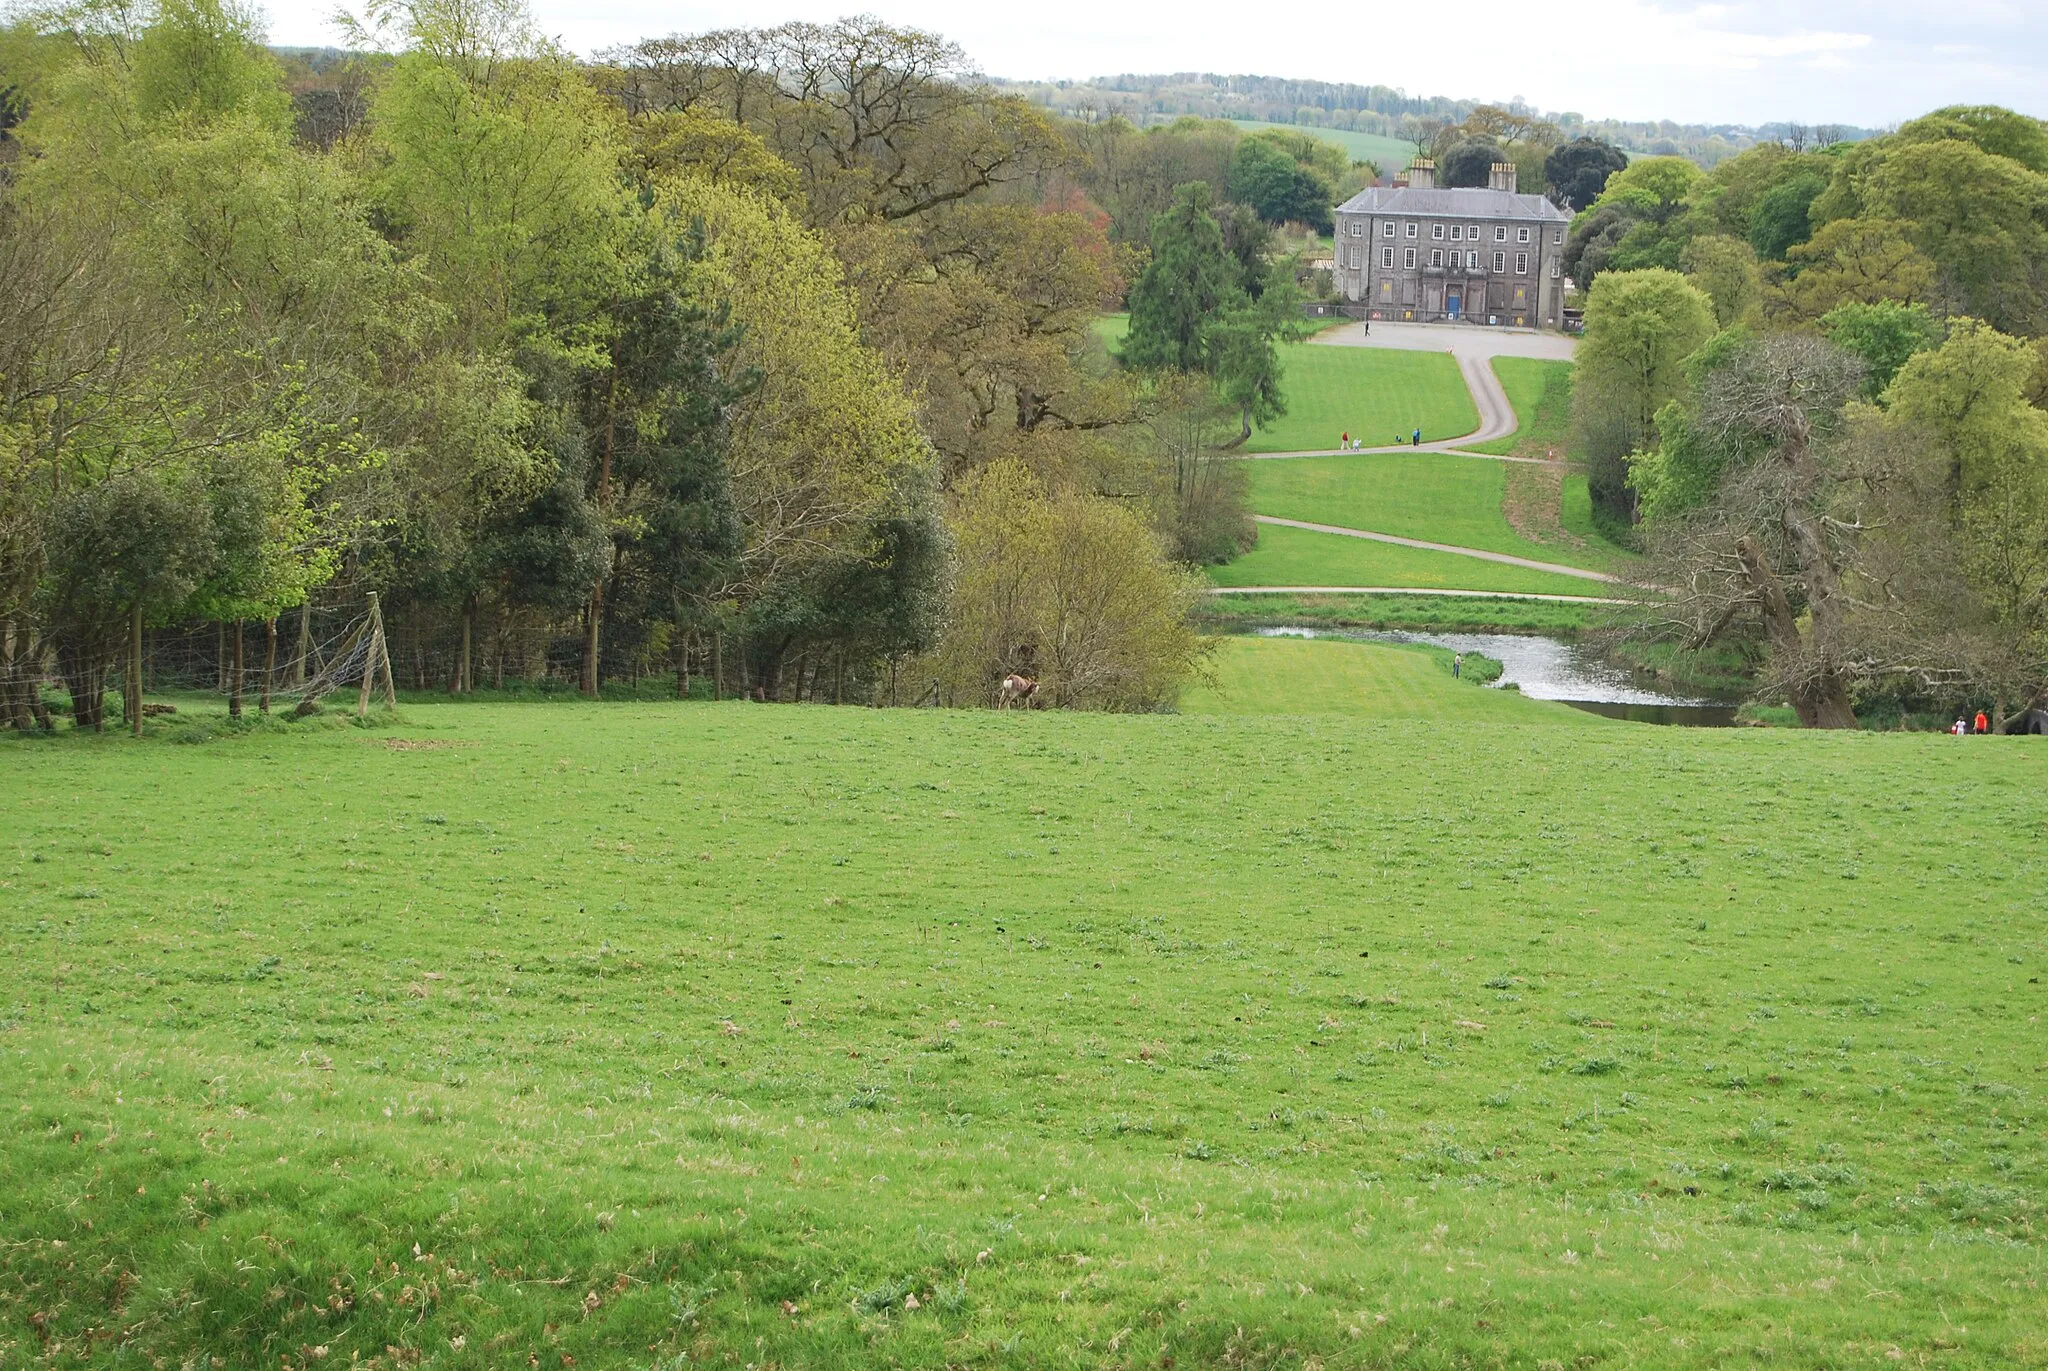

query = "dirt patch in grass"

[1502,458,1595,555]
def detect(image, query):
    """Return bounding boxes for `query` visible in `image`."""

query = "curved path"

[1210,585,1633,605]
[1257,320,1576,458]
[1253,515,1622,583]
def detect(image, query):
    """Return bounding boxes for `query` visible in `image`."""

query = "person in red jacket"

[1974,709,1990,735]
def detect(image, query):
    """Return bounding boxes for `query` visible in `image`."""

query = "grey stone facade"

[1331,159,1572,328]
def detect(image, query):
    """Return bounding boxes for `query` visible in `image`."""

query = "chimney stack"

[1407,158,1436,190]
[1489,162,1519,194]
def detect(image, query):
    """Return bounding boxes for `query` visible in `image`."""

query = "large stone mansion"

[1331,158,1571,328]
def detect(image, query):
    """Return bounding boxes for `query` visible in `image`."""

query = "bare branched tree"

[1635,334,1873,726]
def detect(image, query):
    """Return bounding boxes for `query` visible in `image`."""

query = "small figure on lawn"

[1452,653,1463,679]
[1975,708,1990,735]
[1412,427,1423,447]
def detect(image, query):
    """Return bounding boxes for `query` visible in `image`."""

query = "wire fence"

[58,591,947,712]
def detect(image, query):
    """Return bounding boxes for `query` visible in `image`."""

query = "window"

[1469,224,1480,238]
[1493,251,1506,272]
[1550,256,1561,277]
[1449,225,1461,241]
[1406,221,1418,238]
[1382,221,1395,237]
[1404,246,1417,269]
[1466,250,1479,269]
[1515,252,1529,274]
[1347,245,1362,268]
[1553,229,1563,244]
[1517,227,1531,243]
[1349,222,1364,236]
[1495,225,1507,242]
[1432,223,1445,240]
[1381,245,1394,268]
[1430,248,1443,267]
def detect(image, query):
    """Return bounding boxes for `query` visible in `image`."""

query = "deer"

[999,674,1038,709]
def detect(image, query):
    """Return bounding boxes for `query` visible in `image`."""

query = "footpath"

[1221,322,1632,600]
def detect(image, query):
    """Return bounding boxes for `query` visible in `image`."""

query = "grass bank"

[1197,590,1606,635]
[1247,451,1631,572]
[1181,635,1528,717]
[1465,358,1574,459]
[3,700,2044,1368]
[1092,316,1476,453]
[1209,520,1629,597]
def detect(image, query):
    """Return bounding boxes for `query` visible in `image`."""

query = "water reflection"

[1254,626,1740,725]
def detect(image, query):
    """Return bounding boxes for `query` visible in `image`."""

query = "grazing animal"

[999,674,1037,709]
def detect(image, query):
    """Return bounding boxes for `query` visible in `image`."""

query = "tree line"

[2,2,1367,728]
[1567,107,2048,728]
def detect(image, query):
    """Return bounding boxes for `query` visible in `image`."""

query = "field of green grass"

[1227,120,1418,173]
[1182,636,1562,720]
[1247,452,1629,572]
[1197,590,1605,635]
[1247,345,1478,454]
[1466,358,1575,459]
[4,696,2045,1368]
[1209,521,1625,597]
[1093,316,1476,454]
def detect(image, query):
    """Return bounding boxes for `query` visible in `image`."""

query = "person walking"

[1974,708,1990,735]
[1452,652,1463,680]
[1412,427,1423,447]
[1952,717,1968,736]
[1340,430,1349,450]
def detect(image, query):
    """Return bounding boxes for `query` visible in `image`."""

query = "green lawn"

[1094,316,1475,453]
[1209,521,1624,596]
[1467,358,1575,458]
[1227,119,1417,172]
[1248,451,1628,572]
[1197,590,1605,635]
[1247,344,1478,453]
[4,700,2045,1368]
[1182,635,1593,722]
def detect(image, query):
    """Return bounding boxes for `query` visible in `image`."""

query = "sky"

[263,0,2048,129]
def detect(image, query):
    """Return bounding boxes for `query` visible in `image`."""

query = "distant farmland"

[1228,119,1417,171]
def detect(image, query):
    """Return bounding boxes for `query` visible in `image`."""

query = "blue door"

[1446,289,1462,319]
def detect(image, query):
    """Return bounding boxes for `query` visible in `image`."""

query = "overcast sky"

[267,0,2048,129]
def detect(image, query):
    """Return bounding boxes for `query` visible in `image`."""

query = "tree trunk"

[713,632,724,701]
[57,638,109,732]
[260,617,277,714]
[834,651,845,706]
[216,621,227,693]
[1,615,30,732]
[289,601,310,687]
[581,585,602,696]
[128,606,144,737]
[494,608,508,690]
[1993,692,2007,736]
[452,594,474,695]
[229,620,244,719]
[676,631,691,700]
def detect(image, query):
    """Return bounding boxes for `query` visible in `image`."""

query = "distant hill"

[1225,120,1416,171]
[992,73,1872,167]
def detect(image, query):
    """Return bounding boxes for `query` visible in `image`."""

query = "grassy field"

[1092,316,1476,453]
[1247,452,1630,572]
[1466,359,1574,459]
[1182,636,1553,719]
[1226,119,1417,172]
[1247,345,1477,453]
[4,696,2046,1368]
[1197,590,1606,635]
[1209,521,1626,597]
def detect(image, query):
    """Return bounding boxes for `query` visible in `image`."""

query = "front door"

[1446,289,1462,319]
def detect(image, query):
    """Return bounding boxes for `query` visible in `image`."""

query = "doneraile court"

[1331,157,1571,328]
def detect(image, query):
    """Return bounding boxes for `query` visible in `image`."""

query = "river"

[1254,627,1742,726]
